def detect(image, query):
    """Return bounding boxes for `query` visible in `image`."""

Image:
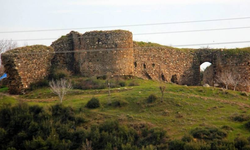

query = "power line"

[3,40,250,55]
[1,16,250,34]
[172,40,250,47]
[12,26,250,42]
[134,26,250,35]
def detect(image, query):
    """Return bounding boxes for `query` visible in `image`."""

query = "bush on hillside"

[86,97,100,109]
[147,94,157,103]
[110,99,129,107]
[234,136,249,150]
[245,121,250,131]
[230,114,250,122]
[190,127,227,141]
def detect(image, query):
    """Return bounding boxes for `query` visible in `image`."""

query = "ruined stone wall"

[196,48,250,91]
[52,30,134,77]
[213,49,250,91]
[133,43,197,85]
[3,29,250,94]
[51,31,77,72]
[76,30,134,76]
[1,45,54,94]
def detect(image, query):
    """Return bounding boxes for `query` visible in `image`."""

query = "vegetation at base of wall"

[28,79,49,91]
[49,68,72,80]
[72,76,135,90]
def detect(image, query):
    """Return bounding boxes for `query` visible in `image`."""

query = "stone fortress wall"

[2,30,250,94]
[1,45,54,94]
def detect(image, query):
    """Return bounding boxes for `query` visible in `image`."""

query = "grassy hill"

[0,77,250,149]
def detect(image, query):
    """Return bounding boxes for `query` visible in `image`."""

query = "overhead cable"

[1,16,250,34]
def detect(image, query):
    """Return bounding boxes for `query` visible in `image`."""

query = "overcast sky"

[0,0,250,48]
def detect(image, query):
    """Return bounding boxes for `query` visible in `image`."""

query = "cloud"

[69,0,249,6]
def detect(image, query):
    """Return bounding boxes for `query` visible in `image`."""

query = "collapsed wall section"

[213,48,250,91]
[51,31,79,72]
[75,30,134,76]
[133,42,197,85]
[1,45,54,94]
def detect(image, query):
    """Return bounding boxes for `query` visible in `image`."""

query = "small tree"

[159,85,166,102]
[231,73,245,91]
[0,39,17,74]
[215,70,234,90]
[0,39,17,54]
[106,72,112,96]
[49,78,72,103]
[216,69,246,91]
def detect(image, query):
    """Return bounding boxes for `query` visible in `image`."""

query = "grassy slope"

[0,78,250,140]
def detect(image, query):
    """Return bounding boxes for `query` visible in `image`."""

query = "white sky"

[0,0,250,48]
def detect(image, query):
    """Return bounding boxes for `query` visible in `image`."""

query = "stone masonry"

[52,30,134,76]
[2,30,250,94]
[1,45,54,94]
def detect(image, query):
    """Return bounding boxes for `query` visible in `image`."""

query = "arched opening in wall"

[161,74,166,81]
[134,62,137,68]
[171,74,178,84]
[200,62,213,86]
[145,72,152,80]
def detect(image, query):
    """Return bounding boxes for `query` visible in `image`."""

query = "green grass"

[1,78,250,140]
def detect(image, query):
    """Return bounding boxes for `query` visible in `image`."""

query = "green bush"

[119,81,126,87]
[243,145,250,150]
[28,79,49,90]
[190,127,227,141]
[72,77,106,90]
[246,121,250,130]
[49,68,72,80]
[230,114,250,122]
[210,140,235,150]
[235,137,249,150]
[129,80,139,86]
[147,94,157,103]
[86,97,100,109]
[168,140,185,150]
[181,134,194,142]
[110,99,129,107]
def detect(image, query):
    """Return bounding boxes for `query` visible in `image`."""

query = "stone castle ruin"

[2,30,250,94]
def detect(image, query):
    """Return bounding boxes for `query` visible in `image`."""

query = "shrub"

[72,77,106,90]
[181,134,194,142]
[119,81,126,87]
[184,142,202,150]
[49,68,72,80]
[243,145,250,150]
[168,140,185,150]
[111,99,129,107]
[129,80,139,86]
[147,94,157,103]
[51,104,75,123]
[210,140,235,150]
[246,121,250,130]
[190,127,227,141]
[235,136,249,150]
[86,97,100,109]
[230,114,250,122]
[28,79,49,90]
